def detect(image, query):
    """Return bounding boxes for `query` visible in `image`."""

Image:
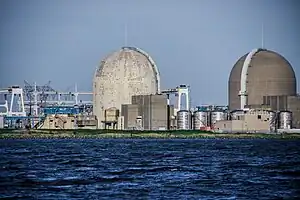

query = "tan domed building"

[93,47,161,129]
[228,48,300,128]
[229,49,297,110]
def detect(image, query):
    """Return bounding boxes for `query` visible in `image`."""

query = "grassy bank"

[0,129,300,139]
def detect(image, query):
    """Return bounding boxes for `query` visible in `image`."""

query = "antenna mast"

[124,22,128,46]
[261,22,264,49]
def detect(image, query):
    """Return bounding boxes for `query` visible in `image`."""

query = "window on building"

[258,115,261,119]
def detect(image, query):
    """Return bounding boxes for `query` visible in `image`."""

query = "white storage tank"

[177,110,192,130]
[210,111,227,126]
[279,111,292,129]
[0,116,3,129]
[268,111,277,132]
[193,111,209,130]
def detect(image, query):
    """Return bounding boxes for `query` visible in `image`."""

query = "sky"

[0,0,299,106]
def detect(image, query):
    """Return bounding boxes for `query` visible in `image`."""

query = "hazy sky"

[0,0,299,106]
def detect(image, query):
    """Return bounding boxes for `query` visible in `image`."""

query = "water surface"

[0,139,300,199]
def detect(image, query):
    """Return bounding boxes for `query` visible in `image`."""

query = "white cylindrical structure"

[193,111,209,130]
[210,111,227,127]
[177,110,192,130]
[268,111,277,132]
[279,111,293,129]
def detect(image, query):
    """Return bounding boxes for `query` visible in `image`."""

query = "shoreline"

[0,129,300,140]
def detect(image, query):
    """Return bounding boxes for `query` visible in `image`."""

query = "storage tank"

[279,111,293,129]
[177,110,192,130]
[193,111,209,130]
[210,111,227,126]
[268,111,277,132]
[0,116,3,129]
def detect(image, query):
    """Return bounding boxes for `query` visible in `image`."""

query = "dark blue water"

[0,139,300,200]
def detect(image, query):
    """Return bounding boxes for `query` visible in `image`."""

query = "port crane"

[160,84,190,112]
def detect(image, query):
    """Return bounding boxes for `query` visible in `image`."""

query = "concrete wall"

[149,101,168,130]
[121,104,139,129]
[215,110,271,132]
[243,112,270,132]
[215,120,242,132]
[145,94,168,130]
[139,94,168,130]
[117,116,125,130]
[121,94,168,130]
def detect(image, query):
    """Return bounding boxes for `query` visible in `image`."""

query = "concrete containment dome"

[93,46,161,128]
[229,49,296,110]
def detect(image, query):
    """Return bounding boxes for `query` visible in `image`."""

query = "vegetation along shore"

[0,129,300,139]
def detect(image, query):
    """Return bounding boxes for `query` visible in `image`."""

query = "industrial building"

[35,106,97,130]
[0,83,96,130]
[213,109,294,133]
[214,109,276,133]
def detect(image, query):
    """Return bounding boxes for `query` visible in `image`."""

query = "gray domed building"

[228,48,300,128]
[229,48,297,110]
[93,47,161,129]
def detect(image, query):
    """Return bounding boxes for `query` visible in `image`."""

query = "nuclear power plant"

[0,46,299,133]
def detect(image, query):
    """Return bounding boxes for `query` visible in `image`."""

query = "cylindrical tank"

[193,111,209,130]
[268,111,277,132]
[279,111,293,129]
[230,110,245,120]
[177,110,192,130]
[210,111,226,126]
[0,116,3,129]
